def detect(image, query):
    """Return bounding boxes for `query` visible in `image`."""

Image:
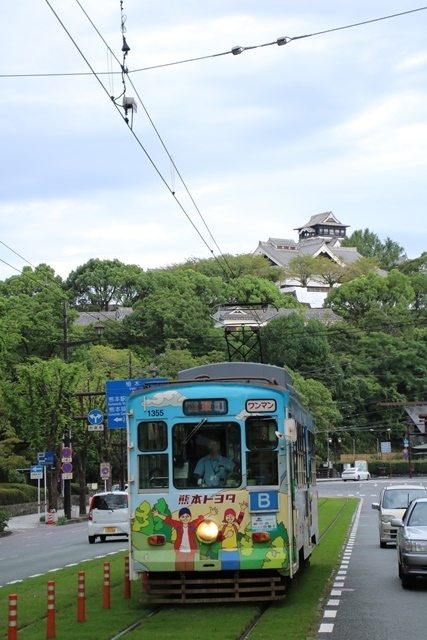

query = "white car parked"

[341,466,371,482]
[88,491,129,544]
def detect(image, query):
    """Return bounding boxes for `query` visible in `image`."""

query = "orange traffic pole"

[103,562,111,609]
[46,580,56,639]
[124,555,131,599]
[8,594,18,640]
[77,571,86,622]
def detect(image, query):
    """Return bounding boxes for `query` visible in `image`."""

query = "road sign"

[381,441,391,453]
[87,408,104,425]
[62,446,72,462]
[38,450,55,466]
[30,464,43,480]
[105,378,167,429]
[88,423,104,432]
[61,461,73,474]
[403,439,409,447]
[62,473,73,480]
[100,462,111,479]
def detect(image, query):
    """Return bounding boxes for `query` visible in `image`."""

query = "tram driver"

[194,440,236,488]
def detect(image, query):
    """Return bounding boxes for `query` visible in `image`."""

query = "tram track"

[235,495,354,640]
[108,496,355,640]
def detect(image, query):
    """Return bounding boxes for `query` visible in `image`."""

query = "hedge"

[0,483,42,506]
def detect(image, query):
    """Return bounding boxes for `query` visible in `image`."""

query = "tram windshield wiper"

[183,418,207,445]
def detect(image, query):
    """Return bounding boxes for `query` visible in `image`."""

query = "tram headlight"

[196,519,219,543]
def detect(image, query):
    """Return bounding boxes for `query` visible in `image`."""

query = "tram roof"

[178,362,293,388]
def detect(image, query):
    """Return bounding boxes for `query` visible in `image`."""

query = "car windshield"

[408,503,427,526]
[383,489,426,509]
[93,494,128,510]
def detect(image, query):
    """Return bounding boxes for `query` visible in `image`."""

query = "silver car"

[392,497,427,588]
[87,491,129,544]
[372,484,427,548]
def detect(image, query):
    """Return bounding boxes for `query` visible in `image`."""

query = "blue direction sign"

[87,408,104,425]
[38,451,54,466]
[30,465,43,479]
[105,378,167,428]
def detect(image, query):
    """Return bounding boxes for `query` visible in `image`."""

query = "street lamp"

[59,301,104,519]
[370,429,380,457]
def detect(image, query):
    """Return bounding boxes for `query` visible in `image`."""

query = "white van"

[372,484,427,548]
[87,490,129,544]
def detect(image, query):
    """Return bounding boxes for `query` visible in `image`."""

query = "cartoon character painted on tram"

[217,501,248,570]
[151,505,218,571]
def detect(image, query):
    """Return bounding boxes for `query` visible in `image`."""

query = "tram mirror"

[284,418,297,442]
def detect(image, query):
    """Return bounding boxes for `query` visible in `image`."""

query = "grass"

[0,497,358,640]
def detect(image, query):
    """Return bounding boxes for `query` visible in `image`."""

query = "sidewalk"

[5,508,86,532]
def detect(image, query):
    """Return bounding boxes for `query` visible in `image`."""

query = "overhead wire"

[40,0,226,277]
[2,4,425,279]
[71,0,238,280]
[1,6,426,78]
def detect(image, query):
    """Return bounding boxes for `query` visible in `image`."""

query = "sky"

[1,1,427,282]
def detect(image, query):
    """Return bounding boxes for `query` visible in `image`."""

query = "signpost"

[105,378,167,428]
[30,465,43,523]
[36,452,53,521]
[100,462,111,491]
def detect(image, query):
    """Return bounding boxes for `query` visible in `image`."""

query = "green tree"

[261,314,335,381]
[341,228,405,271]
[315,257,345,286]
[66,259,143,310]
[225,276,300,308]
[283,255,319,287]
[324,270,415,331]
[291,373,342,433]
[172,253,282,283]
[4,358,88,509]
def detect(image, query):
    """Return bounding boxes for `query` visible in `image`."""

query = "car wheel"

[100,535,106,542]
[398,562,402,578]
[401,573,414,589]
[380,541,387,549]
[367,474,371,480]
[88,535,95,544]
[343,479,347,482]
[354,476,360,481]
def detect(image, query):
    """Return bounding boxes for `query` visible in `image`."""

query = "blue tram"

[126,362,318,603]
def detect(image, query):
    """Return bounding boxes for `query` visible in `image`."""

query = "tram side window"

[245,417,278,486]
[295,423,306,488]
[137,421,168,490]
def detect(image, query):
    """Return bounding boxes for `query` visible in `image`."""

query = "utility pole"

[59,301,104,519]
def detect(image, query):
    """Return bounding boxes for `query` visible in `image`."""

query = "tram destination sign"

[105,378,168,428]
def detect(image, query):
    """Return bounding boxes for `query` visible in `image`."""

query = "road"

[316,476,427,640]
[2,477,427,640]
[0,519,128,587]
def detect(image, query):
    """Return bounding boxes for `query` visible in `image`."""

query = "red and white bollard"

[46,580,56,639]
[124,555,131,599]
[77,571,85,623]
[8,594,17,640]
[103,562,110,609]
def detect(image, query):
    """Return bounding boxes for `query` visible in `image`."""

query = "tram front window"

[246,417,279,486]
[172,422,241,489]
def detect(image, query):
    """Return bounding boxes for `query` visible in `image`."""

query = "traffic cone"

[47,510,54,525]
